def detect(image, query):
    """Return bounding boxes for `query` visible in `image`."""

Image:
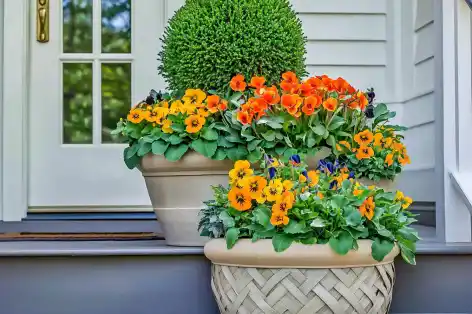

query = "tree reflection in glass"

[102,0,131,53]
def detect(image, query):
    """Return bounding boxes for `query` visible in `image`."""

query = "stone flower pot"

[205,239,399,314]
[140,148,331,247]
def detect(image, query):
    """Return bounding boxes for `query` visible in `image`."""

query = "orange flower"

[356,146,374,160]
[323,97,338,112]
[237,111,253,125]
[336,140,351,152]
[280,71,299,93]
[306,76,324,89]
[307,170,319,186]
[230,74,247,92]
[206,95,220,113]
[244,176,267,200]
[299,82,313,97]
[359,196,375,220]
[357,92,368,110]
[184,114,205,133]
[228,187,252,211]
[261,85,281,105]
[282,71,299,84]
[385,153,394,166]
[249,97,269,118]
[218,99,228,111]
[373,133,383,147]
[348,100,360,110]
[249,76,266,89]
[398,154,411,165]
[317,192,324,199]
[302,95,322,115]
[281,94,302,116]
[272,195,294,215]
[282,180,294,193]
[332,77,348,94]
[270,211,289,226]
[127,108,145,124]
[354,130,374,146]
[299,174,307,183]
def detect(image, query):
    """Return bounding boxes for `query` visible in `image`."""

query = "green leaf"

[262,130,276,141]
[398,241,416,265]
[397,227,421,242]
[374,103,388,119]
[299,238,316,245]
[217,136,235,148]
[164,144,189,162]
[171,123,185,132]
[275,146,287,155]
[151,128,163,138]
[212,148,227,161]
[219,211,235,228]
[331,195,349,208]
[123,147,140,169]
[344,207,362,226]
[191,139,218,158]
[248,149,262,163]
[375,192,395,201]
[284,220,305,234]
[213,122,230,132]
[328,116,345,131]
[247,140,262,152]
[371,238,395,262]
[137,141,152,157]
[201,127,219,141]
[329,231,354,255]
[168,134,183,145]
[227,146,248,161]
[312,125,326,136]
[272,234,294,252]
[226,228,240,249]
[152,140,170,155]
[326,135,336,147]
[253,206,271,228]
[306,132,316,148]
[225,134,244,143]
[141,124,153,135]
[126,143,140,159]
[310,218,326,228]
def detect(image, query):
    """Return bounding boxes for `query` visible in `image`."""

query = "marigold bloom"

[228,187,252,211]
[249,76,266,89]
[356,145,374,160]
[323,97,338,112]
[230,74,246,92]
[127,108,145,124]
[354,130,374,146]
[184,114,205,133]
[243,176,267,200]
[161,119,174,134]
[264,179,284,202]
[182,89,206,107]
[359,197,375,220]
[270,211,289,226]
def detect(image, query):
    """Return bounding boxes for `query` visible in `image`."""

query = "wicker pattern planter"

[205,239,399,314]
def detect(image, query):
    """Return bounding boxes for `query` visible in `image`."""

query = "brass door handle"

[37,0,49,43]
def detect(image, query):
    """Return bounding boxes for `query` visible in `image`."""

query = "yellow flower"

[243,176,267,200]
[229,160,253,184]
[256,190,267,204]
[383,137,393,148]
[299,174,307,183]
[395,190,405,201]
[270,211,289,226]
[228,187,252,211]
[182,89,206,108]
[354,129,374,146]
[393,142,404,152]
[160,101,170,108]
[271,194,294,215]
[184,114,205,133]
[282,180,293,192]
[127,108,144,124]
[182,103,197,115]
[353,182,363,196]
[373,133,383,147]
[198,107,210,118]
[336,141,351,152]
[402,196,413,210]
[356,146,374,160]
[307,171,319,186]
[162,119,174,134]
[398,153,411,165]
[263,179,284,202]
[169,100,185,114]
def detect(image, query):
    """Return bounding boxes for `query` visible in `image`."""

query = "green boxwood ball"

[158,0,307,93]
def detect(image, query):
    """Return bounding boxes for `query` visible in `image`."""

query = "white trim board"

[1,0,29,221]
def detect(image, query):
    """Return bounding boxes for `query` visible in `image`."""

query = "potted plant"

[113,0,307,246]
[200,156,418,313]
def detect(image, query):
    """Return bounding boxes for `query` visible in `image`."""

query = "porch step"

[0,238,471,314]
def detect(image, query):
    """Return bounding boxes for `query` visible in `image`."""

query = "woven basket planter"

[204,239,399,314]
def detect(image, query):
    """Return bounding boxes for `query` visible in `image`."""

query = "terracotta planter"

[140,148,331,246]
[205,239,399,314]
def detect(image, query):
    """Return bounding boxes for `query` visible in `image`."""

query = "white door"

[29,0,165,210]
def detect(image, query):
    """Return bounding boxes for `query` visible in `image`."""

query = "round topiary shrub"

[158,0,307,93]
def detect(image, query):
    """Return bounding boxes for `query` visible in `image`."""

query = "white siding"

[396,0,436,202]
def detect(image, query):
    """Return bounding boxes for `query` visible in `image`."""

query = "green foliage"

[158,0,307,92]
[198,157,420,264]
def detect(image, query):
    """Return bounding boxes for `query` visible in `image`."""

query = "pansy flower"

[359,196,375,220]
[228,187,252,211]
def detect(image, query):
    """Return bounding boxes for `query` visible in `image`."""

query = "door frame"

[1,0,29,221]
